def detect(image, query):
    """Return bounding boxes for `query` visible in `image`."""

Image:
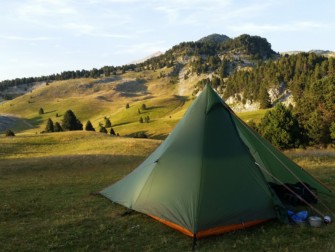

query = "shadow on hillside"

[94,76,122,84]
[113,121,131,127]
[151,133,168,140]
[0,115,19,132]
[27,116,44,130]
[145,106,164,111]
[126,130,168,140]
[44,110,57,114]
[174,95,189,102]
[115,80,149,97]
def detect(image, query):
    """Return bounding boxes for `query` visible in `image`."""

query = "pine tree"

[259,86,271,109]
[85,120,95,131]
[126,103,130,109]
[141,104,147,110]
[39,107,44,115]
[330,122,335,141]
[110,127,116,135]
[139,117,144,123]
[258,103,300,149]
[105,118,112,128]
[62,110,83,131]
[99,126,107,133]
[306,110,331,145]
[54,122,63,132]
[45,118,54,132]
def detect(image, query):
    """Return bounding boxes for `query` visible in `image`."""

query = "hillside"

[1,33,334,146]
[0,34,274,137]
[0,70,189,138]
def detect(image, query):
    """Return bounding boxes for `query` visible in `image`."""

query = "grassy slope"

[0,71,190,137]
[0,133,335,251]
[0,72,267,139]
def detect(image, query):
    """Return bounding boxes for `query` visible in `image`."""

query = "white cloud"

[18,0,76,18]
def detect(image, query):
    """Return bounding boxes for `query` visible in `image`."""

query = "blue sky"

[1,0,334,81]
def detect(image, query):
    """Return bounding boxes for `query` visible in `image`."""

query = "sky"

[1,0,335,81]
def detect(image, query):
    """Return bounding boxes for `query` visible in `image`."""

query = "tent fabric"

[101,84,332,237]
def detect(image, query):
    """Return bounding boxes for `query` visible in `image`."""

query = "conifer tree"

[330,122,335,141]
[54,122,63,132]
[105,118,112,128]
[259,86,271,109]
[110,127,116,135]
[85,120,95,131]
[258,103,300,149]
[99,126,107,133]
[62,110,83,131]
[45,118,54,132]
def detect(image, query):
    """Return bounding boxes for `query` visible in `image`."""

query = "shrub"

[133,132,148,138]
[5,129,15,137]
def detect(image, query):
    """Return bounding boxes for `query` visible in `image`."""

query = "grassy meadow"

[1,132,335,252]
[1,75,334,251]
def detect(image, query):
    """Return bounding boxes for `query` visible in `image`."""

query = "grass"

[1,133,335,251]
[237,109,268,124]
[1,75,334,251]
[0,71,270,141]
[0,74,188,138]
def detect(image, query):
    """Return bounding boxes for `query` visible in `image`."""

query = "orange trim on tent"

[148,214,194,237]
[196,219,270,238]
[148,214,271,238]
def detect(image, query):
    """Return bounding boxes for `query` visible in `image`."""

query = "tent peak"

[204,84,224,114]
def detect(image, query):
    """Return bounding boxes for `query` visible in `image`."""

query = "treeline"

[234,53,335,147]
[250,102,335,149]
[0,65,137,92]
[223,53,335,104]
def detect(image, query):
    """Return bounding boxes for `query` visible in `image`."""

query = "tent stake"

[192,234,197,251]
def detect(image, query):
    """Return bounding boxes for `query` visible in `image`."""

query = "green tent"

[101,85,332,238]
